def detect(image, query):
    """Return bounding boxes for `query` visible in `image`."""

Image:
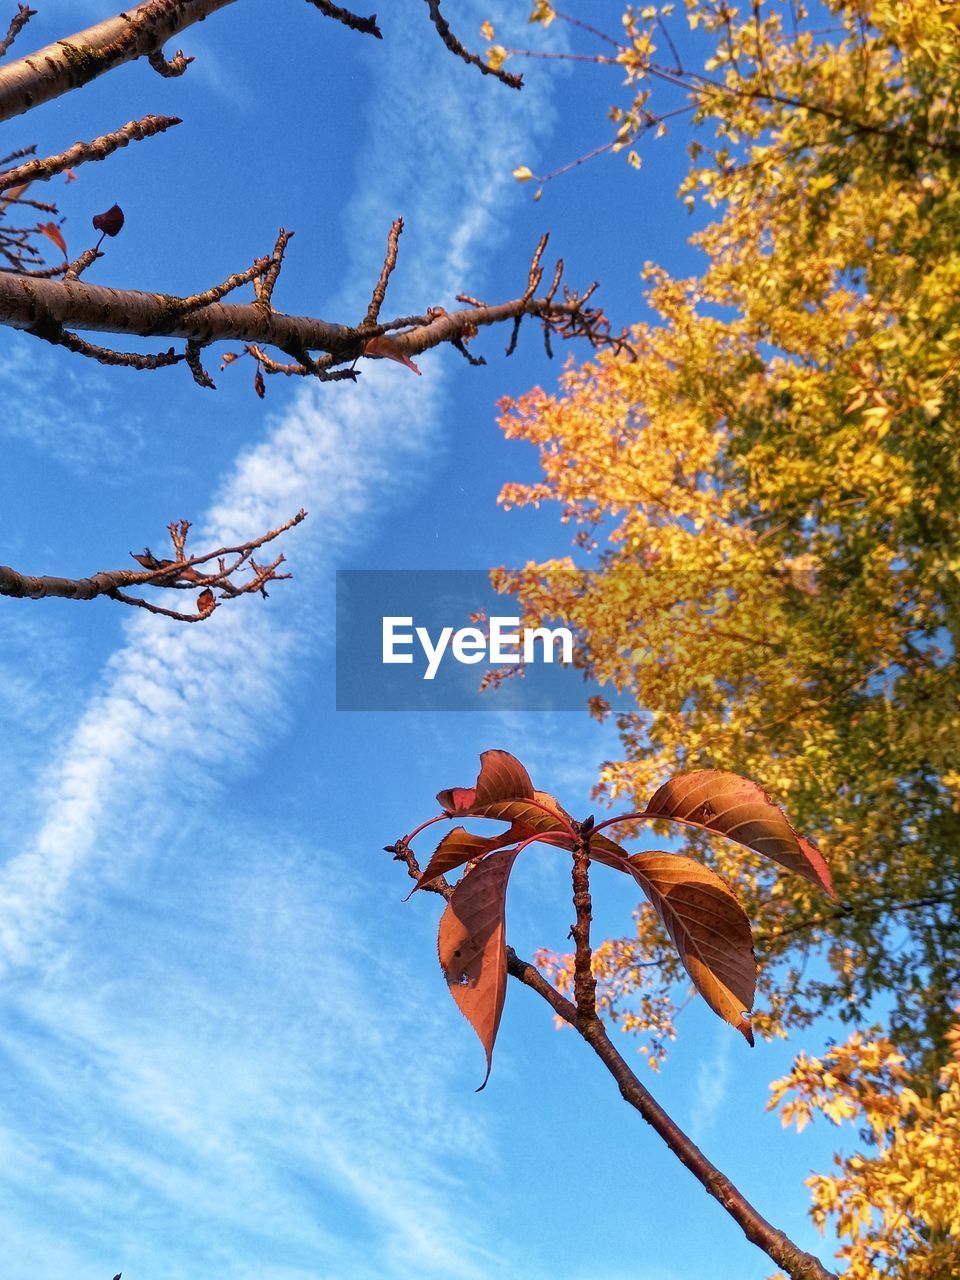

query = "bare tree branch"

[0,510,307,620]
[0,114,181,191]
[0,0,518,124]
[364,217,403,327]
[0,0,237,122]
[42,327,183,370]
[304,0,381,39]
[255,228,292,312]
[0,233,626,388]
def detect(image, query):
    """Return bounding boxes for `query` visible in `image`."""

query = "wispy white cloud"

[0,4,560,1276]
[691,1028,733,1142]
[0,844,499,1280]
[0,334,144,472]
[0,0,551,973]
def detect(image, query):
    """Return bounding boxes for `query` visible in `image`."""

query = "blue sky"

[0,4,852,1278]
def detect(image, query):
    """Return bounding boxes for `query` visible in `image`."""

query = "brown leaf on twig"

[197,588,216,615]
[92,203,124,236]
[362,335,421,374]
[415,750,626,890]
[437,748,535,815]
[642,770,834,897]
[415,824,530,892]
[438,848,520,1089]
[625,853,757,1044]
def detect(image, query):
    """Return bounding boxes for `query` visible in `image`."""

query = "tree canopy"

[492,3,960,1272]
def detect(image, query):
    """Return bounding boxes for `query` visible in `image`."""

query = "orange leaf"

[197,588,216,615]
[438,848,519,1088]
[642,770,834,897]
[430,751,628,869]
[38,222,66,257]
[625,852,757,1044]
[362,336,421,375]
[414,823,529,892]
[437,749,534,815]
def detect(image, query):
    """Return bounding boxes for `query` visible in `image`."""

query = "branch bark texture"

[0,268,609,370]
[0,0,237,122]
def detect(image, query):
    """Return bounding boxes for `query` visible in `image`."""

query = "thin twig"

[571,822,599,1027]
[0,115,180,190]
[304,0,381,38]
[256,228,292,312]
[0,510,307,615]
[0,3,34,60]
[185,338,215,388]
[39,324,184,371]
[364,217,403,326]
[423,0,522,89]
[147,46,193,76]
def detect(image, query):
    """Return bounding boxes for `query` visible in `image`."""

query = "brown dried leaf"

[438,848,520,1088]
[627,852,757,1044]
[254,365,265,399]
[437,748,535,815]
[197,588,216,615]
[414,823,529,891]
[643,770,834,897]
[130,548,163,570]
[362,335,422,375]
[92,203,124,237]
[38,222,66,256]
[430,751,627,873]
[0,180,30,209]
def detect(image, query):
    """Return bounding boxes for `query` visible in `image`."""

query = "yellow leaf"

[486,44,507,72]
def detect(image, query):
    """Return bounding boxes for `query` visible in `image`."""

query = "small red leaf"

[438,848,520,1088]
[197,588,216,615]
[92,203,124,237]
[362,335,421,375]
[38,222,67,256]
[253,365,265,399]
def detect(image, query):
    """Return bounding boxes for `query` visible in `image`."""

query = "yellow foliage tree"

[493,1,960,1269]
[769,1021,960,1279]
